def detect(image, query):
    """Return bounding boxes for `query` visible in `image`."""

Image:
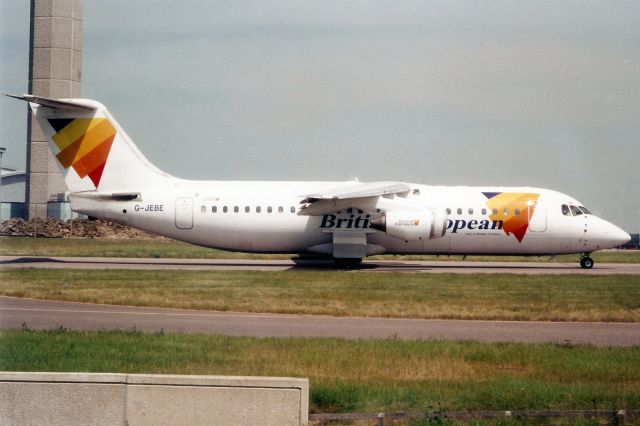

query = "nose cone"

[612,227,632,246]
[588,218,631,249]
[601,222,631,248]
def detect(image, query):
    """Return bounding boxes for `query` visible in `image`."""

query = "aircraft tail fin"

[7,94,170,193]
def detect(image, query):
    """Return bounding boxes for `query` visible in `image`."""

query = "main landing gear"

[334,258,363,268]
[579,254,594,269]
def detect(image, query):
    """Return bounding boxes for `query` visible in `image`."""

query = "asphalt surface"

[2,297,639,346]
[1,256,639,274]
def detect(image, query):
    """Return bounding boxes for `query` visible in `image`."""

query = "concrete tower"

[27,0,83,218]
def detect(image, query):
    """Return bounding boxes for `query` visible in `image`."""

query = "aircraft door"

[528,199,547,232]
[175,197,193,229]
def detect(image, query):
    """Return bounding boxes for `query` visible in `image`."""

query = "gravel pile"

[0,218,162,239]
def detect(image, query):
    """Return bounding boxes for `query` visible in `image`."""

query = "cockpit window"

[562,204,590,216]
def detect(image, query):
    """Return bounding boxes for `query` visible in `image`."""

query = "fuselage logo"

[319,192,539,243]
[445,192,540,242]
[320,214,370,229]
[446,218,504,233]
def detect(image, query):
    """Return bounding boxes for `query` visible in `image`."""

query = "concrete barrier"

[0,372,308,426]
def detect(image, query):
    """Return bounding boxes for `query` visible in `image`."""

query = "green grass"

[1,329,638,414]
[0,236,291,259]
[2,269,639,322]
[1,236,639,263]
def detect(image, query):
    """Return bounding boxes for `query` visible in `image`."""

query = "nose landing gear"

[579,254,594,269]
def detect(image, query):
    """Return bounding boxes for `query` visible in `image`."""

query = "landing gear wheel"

[579,256,594,269]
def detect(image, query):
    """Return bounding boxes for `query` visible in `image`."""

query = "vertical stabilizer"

[9,95,170,193]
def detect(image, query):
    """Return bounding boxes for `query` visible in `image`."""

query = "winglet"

[4,94,96,111]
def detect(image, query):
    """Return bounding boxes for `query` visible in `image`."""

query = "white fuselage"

[71,180,629,257]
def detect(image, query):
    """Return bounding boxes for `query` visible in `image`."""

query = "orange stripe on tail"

[49,117,117,188]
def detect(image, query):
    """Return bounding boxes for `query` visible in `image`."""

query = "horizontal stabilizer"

[4,94,96,111]
[70,192,142,201]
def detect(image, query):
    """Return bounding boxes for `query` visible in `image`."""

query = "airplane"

[8,94,631,269]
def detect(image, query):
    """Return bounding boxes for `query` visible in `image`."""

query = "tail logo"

[482,192,540,242]
[47,118,116,188]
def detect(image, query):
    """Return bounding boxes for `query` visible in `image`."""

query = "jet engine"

[370,209,447,241]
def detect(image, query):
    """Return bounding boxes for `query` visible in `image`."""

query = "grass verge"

[1,269,639,322]
[0,236,290,259]
[1,329,638,414]
[1,236,639,263]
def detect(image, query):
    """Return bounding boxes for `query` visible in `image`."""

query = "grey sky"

[1,1,639,231]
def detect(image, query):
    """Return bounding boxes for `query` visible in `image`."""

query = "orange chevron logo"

[47,118,116,187]
[483,192,540,242]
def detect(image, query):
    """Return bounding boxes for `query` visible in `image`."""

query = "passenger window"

[468,208,473,215]
[503,208,509,216]
[561,204,570,216]
[570,205,581,216]
[514,208,520,215]
[245,206,250,213]
[256,206,261,213]
[201,206,206,213]
[290,206,295,213]
[492,208,498,215]
[212,206,217,213]
[347,208,353,214]
[278,206,284,213]
[234,206,239,213]
[267,206,273,213]
[413,189,420,195]
[457,208,462,215]
[223,206,228,213]
[446,208,451,215]
[481,208,487,215]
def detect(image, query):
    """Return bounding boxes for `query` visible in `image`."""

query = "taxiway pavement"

[1,297,638,347]
[1,256,639,274]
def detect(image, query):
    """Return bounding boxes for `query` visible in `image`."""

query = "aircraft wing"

[299,181,411,216]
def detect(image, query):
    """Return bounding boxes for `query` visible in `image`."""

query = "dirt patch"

[0,218,164,239]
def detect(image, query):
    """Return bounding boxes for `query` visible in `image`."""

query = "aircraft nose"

[612,227,631,246]
[602,222,631,247]
[590,219,631,249]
